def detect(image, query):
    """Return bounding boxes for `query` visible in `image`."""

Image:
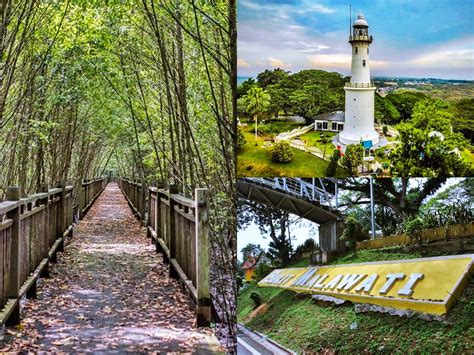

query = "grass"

[238,250,474,353]
[298,131,337,152]
[237,131,348,177]
[240,118,305,138]
[262,120,305,135]
[461,148,474,165]
[328,249,421,265]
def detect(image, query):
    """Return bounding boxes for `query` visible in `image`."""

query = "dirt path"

[1,183,220,353]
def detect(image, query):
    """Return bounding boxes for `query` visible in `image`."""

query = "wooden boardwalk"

[0,183,221,353]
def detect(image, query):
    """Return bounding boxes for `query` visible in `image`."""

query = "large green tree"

[256,68,289,89]
[385,90,428,122]
[375,94,401,125]
[451,98,474,144]
[390,99,471,177]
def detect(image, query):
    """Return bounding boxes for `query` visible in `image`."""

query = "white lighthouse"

[338,13,380,146]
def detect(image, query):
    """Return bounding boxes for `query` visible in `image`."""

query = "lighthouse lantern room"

[338,13,380,146]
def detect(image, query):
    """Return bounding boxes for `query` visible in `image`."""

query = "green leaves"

[390,99,471,177]
[241,86,271,117]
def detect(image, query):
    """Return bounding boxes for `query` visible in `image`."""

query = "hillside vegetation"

[238,250,474,353]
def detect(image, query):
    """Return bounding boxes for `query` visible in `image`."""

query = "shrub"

[340,216,369,256]
[375,148,385,159]
[326,149,341,175]
[237,128,246,151]
[383,125,389,136]
[272,141,294,163]
[294,238,318,254]
[254,263,272,282]
[403,216,425,245]
[236,274,243,290]
[257,124,272,136]
[341,144,363,174]
[250,291,263,308]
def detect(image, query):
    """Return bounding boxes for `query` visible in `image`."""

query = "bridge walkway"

[1,183,220,353]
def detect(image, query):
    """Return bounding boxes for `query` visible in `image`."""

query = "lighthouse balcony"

[349,35,373,43]
[345,82,375,88]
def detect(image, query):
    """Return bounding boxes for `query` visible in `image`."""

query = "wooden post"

[147,186,153,240]
[155,186,164,254]
[57,181,66,252]
[6,187,21,325]
[39,183,50,278]
[79,180,85,220]
[168,184,179,279]
[141,182,147,226]
[195,188,211,326]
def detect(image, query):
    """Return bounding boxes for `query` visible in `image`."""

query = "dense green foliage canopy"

[0,1,237,349]
[390,99,471,176]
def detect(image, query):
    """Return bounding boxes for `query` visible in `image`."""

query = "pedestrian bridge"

[0,180,220,352]
[237,178,380,255]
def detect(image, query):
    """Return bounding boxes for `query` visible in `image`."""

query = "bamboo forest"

[0,0,236,353]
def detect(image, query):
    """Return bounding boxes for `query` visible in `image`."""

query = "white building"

[338,14,380,146]
[314,111,345,132]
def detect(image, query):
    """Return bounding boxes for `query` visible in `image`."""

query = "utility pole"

[369,177,375,239]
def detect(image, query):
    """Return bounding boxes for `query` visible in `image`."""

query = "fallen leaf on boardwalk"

[51,336,76,346]
[1,185,219,353]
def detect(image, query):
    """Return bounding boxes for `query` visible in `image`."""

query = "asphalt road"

[237,324,295,355]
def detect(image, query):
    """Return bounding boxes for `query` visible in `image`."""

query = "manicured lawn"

[241,119,305,138]
[299,131,337,152]
[238,250,473,353]
[237,132,348,177]
[461,148,474,165]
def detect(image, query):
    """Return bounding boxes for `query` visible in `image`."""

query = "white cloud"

[268,57,292,69]
[407,47,474,69]
[308,4,335,14]
[237,58,251,67]
[307,54,389,71]
[240,0,336,15]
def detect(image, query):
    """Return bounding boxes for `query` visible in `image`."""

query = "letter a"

[354,274,378,293]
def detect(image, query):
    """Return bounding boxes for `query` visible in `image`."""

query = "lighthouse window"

[363,60,366,67]
[355,47,358,54]
[367,47,369,54]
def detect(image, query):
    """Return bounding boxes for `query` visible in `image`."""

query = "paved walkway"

[1,183,220,353]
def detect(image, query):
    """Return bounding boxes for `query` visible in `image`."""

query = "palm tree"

[242,86,271,144]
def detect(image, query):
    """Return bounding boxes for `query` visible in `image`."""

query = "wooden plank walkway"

[0,183,221,353]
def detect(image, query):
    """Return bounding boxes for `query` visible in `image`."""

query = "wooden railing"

[116,178,146,220]
[0,178,107,326]
[79,178,109,219]
[118,178,211,326]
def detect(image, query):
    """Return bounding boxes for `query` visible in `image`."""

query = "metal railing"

[252,178,333,207]
[349,35,373,43]
[345,82,375,88]
[243,177,382,233]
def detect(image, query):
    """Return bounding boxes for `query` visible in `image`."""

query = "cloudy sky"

[238,0,474,79]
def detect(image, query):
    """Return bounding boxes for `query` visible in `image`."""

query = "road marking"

[237,336,261,355]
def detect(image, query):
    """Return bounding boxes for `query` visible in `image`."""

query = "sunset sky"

[238,0,474,79]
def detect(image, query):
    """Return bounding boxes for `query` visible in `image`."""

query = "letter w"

[337,274,366,291]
